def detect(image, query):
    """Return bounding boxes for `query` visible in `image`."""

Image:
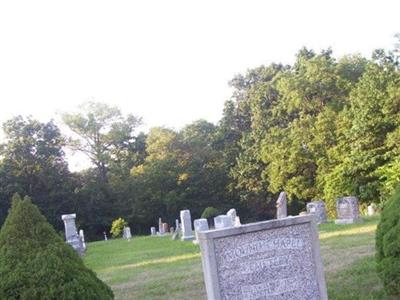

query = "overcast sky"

[0,0,399,169]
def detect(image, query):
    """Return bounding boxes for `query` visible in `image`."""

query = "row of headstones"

[62,214,134,256]
[150,208,242,243]
[277,191,377,224]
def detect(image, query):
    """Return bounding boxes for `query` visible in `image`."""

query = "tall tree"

[0,116,75,230]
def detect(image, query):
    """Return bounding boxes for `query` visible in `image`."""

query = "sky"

[0,0,399,169]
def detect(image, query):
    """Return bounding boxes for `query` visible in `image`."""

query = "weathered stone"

[159,217,164,235]
[162,223,169,234]
[306,201,327,224]
[170,227,175,234]
[150,227,156,236]
[79,229,86,250]
[123,226,132,240]
[193,218,209,244]
[276,191,287,219]
[198,215,327,300]
[226,208,237,225]
[61,214,85,256]
[234,216,241,227]
[214,215,233,229]
[180,210,195,241]
[335,196,362,224]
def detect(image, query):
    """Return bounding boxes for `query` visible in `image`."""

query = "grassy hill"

[84,216,385,300]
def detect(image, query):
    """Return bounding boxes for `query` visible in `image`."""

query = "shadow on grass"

[327,255,391,300]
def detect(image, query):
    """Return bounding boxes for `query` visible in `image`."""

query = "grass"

[84,215,387,299]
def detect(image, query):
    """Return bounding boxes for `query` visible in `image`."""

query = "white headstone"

[234,216,241,227]
[214,215,233,229]
[123,226,132,240]
[79,229,86,250]
[276,192,288,219]
[159,217,164,235]
[227,208,237,225]
[150,227,156,236]
[367,204,376,216]
[180,210,195,241]
[193,218,209,244]
[61,214,85,255]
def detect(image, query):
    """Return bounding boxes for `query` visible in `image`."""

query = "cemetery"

[1,3,400,299]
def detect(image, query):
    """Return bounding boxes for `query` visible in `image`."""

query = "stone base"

[181,235,195,241]
[334,218,362,225]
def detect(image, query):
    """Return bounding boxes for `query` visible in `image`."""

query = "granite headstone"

[306,201,327,224]
[335,196,362,224]
[198,215,327,300]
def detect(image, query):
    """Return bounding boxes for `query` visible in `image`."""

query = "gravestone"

[61,214,85,256]
[335,196,362,224]
[79,229,86,250]
[123,226,132,240]
[180,210,195,241]
[159,217,164,235]
[198,215,327,300]
[172,219,180,240]
[234,216,241,227]
[170,227,174,234]
[150,227,156,236]
[227,208,237,225]
[193,218,209,244]
[306,201,327,224]
[162,223,169,234]
[367,204,376,216]
[214,215,233,229]
[276,191,287,219]
[103,231,108,241]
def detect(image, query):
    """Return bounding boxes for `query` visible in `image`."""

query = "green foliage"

[110,217,127,238]
[376,187,400,296]
[376,187,400,297]
[201,207,220,219]
[0,116,75,231]
[0,194,114,300]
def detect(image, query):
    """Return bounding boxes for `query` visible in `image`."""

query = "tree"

[62,101,142,183]
[0,116,75,230]
[0,194,113,299]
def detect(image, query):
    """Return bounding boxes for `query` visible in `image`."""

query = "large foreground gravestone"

[61,214,85,256]
[198,215,327,300]
[306,201,327,224]
[335,196,362,224]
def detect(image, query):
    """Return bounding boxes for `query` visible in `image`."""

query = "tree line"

[1,44,399,240]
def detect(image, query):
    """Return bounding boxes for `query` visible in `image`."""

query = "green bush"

[110,217,127,238]
[376,187,400,296]
[201,207,221,219]
[0,194,114,300]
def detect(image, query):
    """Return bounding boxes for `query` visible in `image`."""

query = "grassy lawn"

[84,216,386,299]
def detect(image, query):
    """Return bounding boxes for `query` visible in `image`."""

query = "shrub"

[376,187,400,296]
[110,217,127,238]
[0,194,114,300]
[201,207,220,219]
